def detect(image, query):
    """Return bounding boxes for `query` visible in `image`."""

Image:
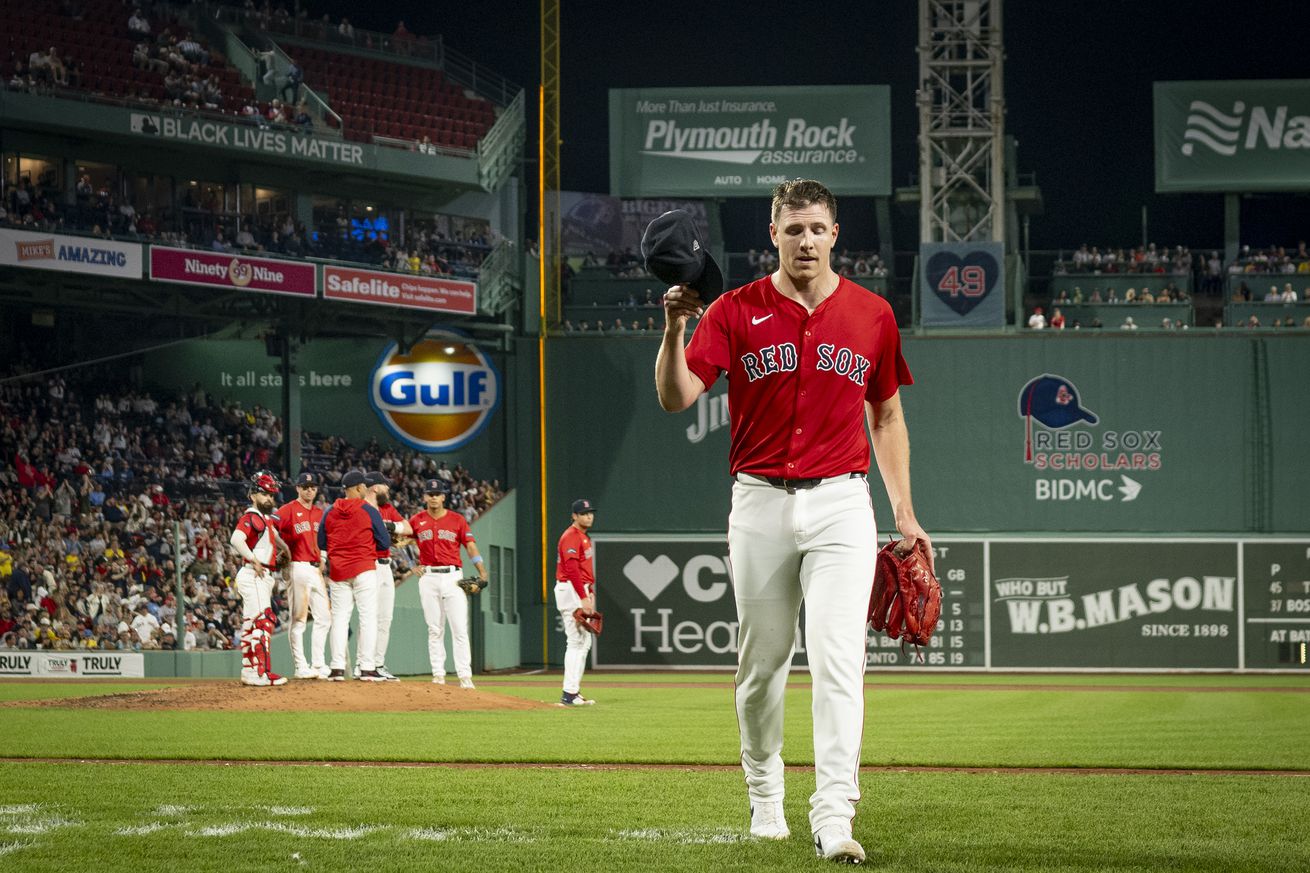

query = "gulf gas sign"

[369,332,499,451]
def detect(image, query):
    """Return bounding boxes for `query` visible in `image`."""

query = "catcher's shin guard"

[241,618,261,675]
[255,610,278,674]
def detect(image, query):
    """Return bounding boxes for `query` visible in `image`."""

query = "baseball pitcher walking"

[652,181,932,863]
[229,471,292,687]
[317,469,391,681]
[408,479,487,687]
[277,471,330,679]
[555,498,597,706]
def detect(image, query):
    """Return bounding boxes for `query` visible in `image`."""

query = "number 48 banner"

[919,241,1005,328]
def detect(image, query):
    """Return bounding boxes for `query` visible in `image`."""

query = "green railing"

[477,89,526,192]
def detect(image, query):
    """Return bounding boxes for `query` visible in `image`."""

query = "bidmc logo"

[369,331,500,452]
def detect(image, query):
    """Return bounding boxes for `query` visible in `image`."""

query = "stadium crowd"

[0,368,505,653]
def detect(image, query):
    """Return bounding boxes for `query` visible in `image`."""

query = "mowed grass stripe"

[0,762,1306,873]
[2,681,1306,770]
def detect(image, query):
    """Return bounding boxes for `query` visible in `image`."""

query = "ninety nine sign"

[323,266,477,315]
[1155,80,1310,192]
[608,85,891,197]
[149,246,316,297]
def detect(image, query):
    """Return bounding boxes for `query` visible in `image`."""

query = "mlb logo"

[130,113,161,135]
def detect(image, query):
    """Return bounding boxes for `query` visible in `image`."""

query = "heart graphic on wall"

[623,554,679,602]
[926,250,1000,315]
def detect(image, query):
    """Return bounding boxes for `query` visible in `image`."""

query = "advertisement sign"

[560,193,710,257]
[369,330,500,452]
[919,241,1005,328]
[0,228,142,278]
[323,266,477,315]
[149,246,315,297]
[1155,80,1310,192]
[592,537,985,669]
[609,85,891,197]
[0,652,145,678]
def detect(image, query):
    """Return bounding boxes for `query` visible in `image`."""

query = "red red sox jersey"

[556,525,594,600]
[376,503,405,559]
[684,276,912,479]
[276,499,322,562]
[234,507,282,568]
[409,509,475,567]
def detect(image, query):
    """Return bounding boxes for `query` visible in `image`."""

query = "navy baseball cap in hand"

[641,210,724,303]
[1018,375,1098,428]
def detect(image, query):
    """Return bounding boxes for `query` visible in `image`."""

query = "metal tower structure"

[917,0,1006,246]
[539,0,561,328]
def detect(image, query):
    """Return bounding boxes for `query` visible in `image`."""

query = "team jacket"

[317,497,390,582]
[556,525,594,600]
[277,499,322,562]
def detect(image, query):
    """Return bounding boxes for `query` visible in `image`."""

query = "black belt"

[376,557,391,565]
[752,472,865,493]
[423,565,459,572]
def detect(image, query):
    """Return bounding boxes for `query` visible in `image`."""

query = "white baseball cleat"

[241,674,271,687]
[459,678,476,689]
[294,669,320,680]
[749,800,790,840]
[266,672,288,687]
[376,667,400,682]
[432,675,446,685]
[813,824,865,864]
[316,666,331,679]
[353,666,362,679]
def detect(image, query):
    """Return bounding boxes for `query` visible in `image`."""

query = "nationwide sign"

[609,85,891,197]
[149,246,316,297]
[1155,80,1310,192]
[0,228,143,278]
[130,113,366,167]
[323,266,477,315]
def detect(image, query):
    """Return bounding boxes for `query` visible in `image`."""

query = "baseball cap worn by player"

[640,209,724,304]
[295,472,319,487]
[341,469,367,488]
[364,471,390,488]
[571,498,596,514]
[422,478,446,494]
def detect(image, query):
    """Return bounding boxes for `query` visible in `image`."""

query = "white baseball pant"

[419,567,471,680]
[288,561,330,673]
[236,566,274,682]
[727,473,875,835]
[357,561,395,671]
[328,570,379,672]
[554,581,591,694]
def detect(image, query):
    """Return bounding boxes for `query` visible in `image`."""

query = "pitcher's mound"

[12,679,550,713]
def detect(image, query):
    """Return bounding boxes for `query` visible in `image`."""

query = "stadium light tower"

[917,0,1006,246]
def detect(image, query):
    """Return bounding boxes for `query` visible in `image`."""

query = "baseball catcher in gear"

[572,608,604,636]
[868,538,942,655]
[458,576,488,596]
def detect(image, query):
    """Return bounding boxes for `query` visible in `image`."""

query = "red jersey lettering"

[409,510,474,567]
[556,526,594,600]
[277,500,322,563]
[684,276,912,478]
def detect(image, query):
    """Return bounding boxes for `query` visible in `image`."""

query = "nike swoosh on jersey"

[751,314,774,325]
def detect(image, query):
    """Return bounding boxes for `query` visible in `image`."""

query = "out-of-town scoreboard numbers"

[865,540,987,668]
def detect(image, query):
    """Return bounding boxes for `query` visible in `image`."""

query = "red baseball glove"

[868,537,942,655]
[573,608,604,636]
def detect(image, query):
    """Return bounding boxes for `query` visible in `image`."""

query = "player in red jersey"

[554,497,597,706]
[277,471,330,679]
[229,471,292,687]
[357,471,412,681]
[654,180,932,862]
[317,469,391,681]
[408,478,487,687]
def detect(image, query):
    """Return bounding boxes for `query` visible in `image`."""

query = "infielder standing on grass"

[317,469,390,682]
[356,471,411,682]
[278,472,331,679]
[230,471,292,687]
[554,498,597,706]
[652,181,932,864]
[409,479,487,688]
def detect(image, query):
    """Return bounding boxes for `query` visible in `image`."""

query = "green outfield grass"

[2,674,1306,770]
[0,762,1306,873]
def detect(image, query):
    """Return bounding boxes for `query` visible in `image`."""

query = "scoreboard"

[593,535,1308,671]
